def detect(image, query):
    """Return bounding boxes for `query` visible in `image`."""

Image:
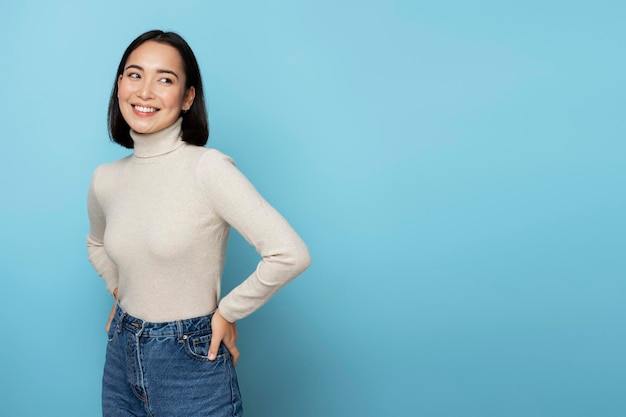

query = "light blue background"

[1,1,624,416]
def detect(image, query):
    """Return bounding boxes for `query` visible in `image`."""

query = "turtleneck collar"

[130,117,184,159]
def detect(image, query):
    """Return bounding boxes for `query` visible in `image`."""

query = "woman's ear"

[183,86,196,111]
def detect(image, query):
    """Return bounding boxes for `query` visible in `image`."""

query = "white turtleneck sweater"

[87,118,310,323]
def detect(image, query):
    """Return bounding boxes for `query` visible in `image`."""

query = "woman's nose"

[136,81,155,100]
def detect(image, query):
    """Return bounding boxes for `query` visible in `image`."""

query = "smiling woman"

[107,30,209,148]
[117,41,195,135]
[87,30,311,417]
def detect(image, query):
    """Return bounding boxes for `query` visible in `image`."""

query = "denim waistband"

[113,304,215,338]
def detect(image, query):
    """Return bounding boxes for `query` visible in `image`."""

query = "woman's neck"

[130,117,184,159]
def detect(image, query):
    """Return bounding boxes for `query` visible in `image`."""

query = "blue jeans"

[103,304,243,417]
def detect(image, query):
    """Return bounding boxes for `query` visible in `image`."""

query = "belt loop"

[176,320,184,342]
[116,305,125,334]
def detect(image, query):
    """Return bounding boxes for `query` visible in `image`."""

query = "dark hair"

[107,30,209,148]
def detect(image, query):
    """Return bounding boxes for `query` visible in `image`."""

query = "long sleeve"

[87,167,119,295]
[195,150,311,322]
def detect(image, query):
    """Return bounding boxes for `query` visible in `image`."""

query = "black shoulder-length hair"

[107,30,209,148]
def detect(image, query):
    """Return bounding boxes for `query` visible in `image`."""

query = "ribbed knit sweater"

[87,118,310,323]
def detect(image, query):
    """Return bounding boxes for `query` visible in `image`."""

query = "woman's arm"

[196,150,311,323]
[105,288,119,332]
[196,150,311,364]
[87,167,120,295]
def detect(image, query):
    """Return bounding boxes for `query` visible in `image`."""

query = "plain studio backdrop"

[1,1,624,416]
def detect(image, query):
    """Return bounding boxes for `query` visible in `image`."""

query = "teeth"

[134,105,157,113]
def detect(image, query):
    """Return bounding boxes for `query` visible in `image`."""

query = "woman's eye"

[159,77,173,84]
[127,73,140,79]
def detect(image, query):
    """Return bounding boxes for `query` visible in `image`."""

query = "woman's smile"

[132,105,159,115]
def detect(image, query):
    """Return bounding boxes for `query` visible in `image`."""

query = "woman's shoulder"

[187,146,234,162]
[189,147,247,193]
[189,146,236,171]
[90,156,132,186]
[96,155,132,169]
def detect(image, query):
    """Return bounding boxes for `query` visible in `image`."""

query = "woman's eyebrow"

[124,64,179,79]
[125,64,143,72]
[156,69,179,79]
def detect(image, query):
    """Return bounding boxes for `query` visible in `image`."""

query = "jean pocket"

[184,333,228,362]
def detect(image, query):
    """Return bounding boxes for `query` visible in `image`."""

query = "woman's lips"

[132,105,159,116]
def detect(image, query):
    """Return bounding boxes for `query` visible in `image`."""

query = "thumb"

[208,333,222,361]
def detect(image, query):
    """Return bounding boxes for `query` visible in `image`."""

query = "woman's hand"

[209,309,240,366]
[105,288,119,333]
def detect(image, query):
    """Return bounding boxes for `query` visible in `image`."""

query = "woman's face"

[117,41,195,135]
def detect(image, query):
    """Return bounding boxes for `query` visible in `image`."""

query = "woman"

[87,30,311,417]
